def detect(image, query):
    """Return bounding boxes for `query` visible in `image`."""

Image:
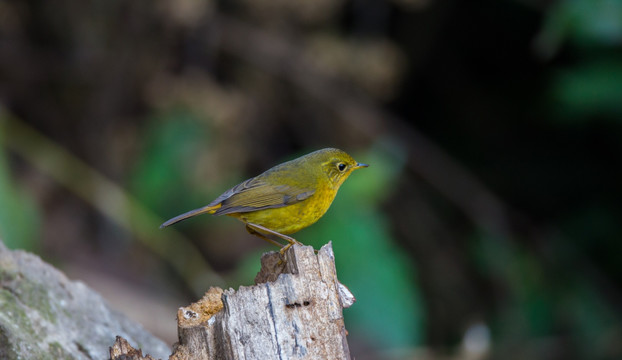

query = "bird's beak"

[354,163,369,169]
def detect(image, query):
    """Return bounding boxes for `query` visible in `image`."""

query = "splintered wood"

[172,242,354,360]
[110,336,158,360]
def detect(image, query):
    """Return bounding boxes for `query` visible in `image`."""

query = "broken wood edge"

[110,336,158,360]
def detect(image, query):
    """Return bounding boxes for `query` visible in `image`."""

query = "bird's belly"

[233,193,334,234]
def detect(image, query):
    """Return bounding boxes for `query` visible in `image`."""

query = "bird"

[160,148,368,253]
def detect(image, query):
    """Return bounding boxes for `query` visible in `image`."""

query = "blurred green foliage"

[541,0,622,120]
[541,0,622,47]
[130,108,213,214]
[0,134,40,251]
[552,60,622,119]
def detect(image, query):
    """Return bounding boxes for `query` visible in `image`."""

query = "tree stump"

[110,243,355,360]
[111,242,355,360]
[172,242,355,360]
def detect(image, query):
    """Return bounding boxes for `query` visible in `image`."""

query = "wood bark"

[171,242,354,360]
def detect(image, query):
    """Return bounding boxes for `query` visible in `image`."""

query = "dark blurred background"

[1,0,622,359]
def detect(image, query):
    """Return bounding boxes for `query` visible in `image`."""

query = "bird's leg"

[245,222,303,254]
[245,225,284,248]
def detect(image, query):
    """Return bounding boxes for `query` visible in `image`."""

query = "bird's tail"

[159,204,221,228]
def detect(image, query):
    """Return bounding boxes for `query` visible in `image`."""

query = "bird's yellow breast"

[230,181,337,234]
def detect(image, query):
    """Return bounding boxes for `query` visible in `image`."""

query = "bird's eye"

[337,163,347,172]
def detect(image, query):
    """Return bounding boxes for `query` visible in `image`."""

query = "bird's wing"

[209,177,315,215]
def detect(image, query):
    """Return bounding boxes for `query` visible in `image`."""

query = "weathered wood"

[172,242,354,360]
[110,336,158,360]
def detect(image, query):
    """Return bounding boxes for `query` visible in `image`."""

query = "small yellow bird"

[160,148,368,252]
